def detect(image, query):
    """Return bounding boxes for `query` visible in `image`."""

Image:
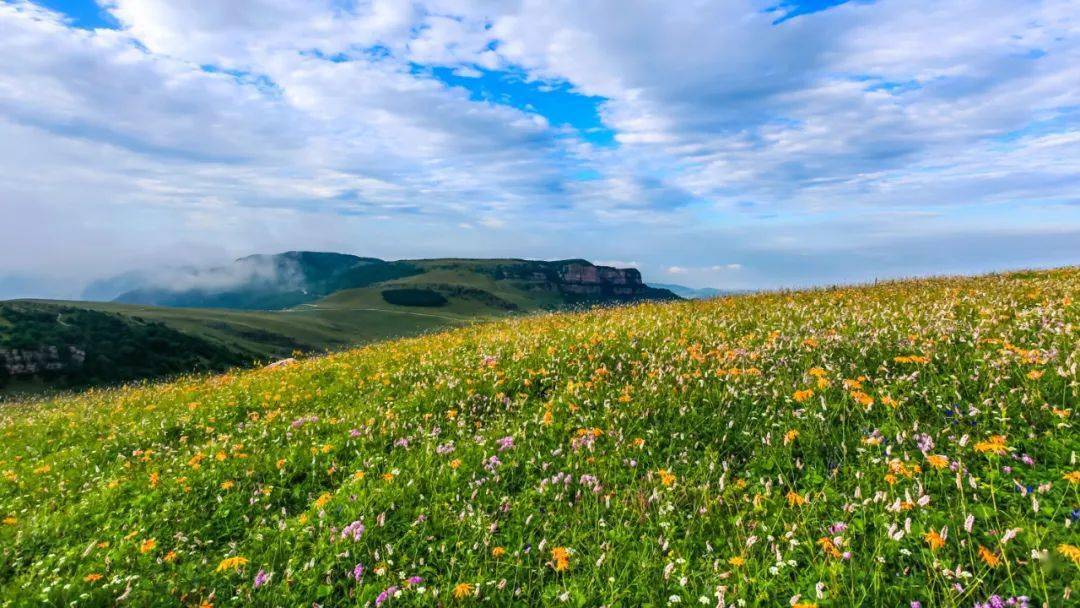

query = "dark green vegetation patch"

[380,288,449,307]
[0,303,249,392]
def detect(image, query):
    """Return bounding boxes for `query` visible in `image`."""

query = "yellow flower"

[727,556,745,567]
[850,390,874,408]
[1026,369,1043,380]
[792,389,814,403]
[894,355,930,364]
[925,454,949,470]
[214,556,249,573]
[551,546,571,572]
[149,472,159,488]
[783,429,799,445]
[138,538,156,554]
[978,545,1001,568]
[923,530,945,551]
[220,480,235,490]
[818,536,841,558]
[973,435,1009,455]
[786,490,806,506]
[1057,544,1080,567]
[313,492,332,509]
[452,582,473,599]
[1063,471,1080,484]
[2,516,15,526]
[793,603,818,608]
[657,469,676,486]
[382,472,395,482]
[491,546,506,558]
[449,459,461,469]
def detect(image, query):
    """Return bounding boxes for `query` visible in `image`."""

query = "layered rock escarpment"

[1,345,86,376]
[474,259,678,302]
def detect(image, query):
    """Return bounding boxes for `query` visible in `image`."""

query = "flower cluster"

[0,268,1076,606]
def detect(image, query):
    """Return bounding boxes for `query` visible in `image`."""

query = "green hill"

[2,256,678,396]
[0,302,251,394]
[0,267,1076,606]
[109,253,677,311]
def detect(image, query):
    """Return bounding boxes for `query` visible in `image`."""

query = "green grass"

[0,268,1077,607]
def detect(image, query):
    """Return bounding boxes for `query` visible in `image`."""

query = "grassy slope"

[0,268,1077,607]
[9,261,573,363]
[12,298,481,358]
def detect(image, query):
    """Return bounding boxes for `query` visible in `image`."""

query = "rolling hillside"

[0,267,1076,606]
[2,256,678,395]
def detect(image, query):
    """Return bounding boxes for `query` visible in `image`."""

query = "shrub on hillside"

[380,288,448,307]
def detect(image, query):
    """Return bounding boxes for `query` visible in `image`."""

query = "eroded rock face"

[559,263,642,287]
[553,262,670,300]
[0,345,85,376]
[474,259,675,302]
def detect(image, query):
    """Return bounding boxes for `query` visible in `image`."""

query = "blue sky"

[0,0,1077,298]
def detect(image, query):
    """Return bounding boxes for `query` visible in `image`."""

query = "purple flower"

[828,522,848,534]
[910,602,921,608]
[375,585,399,606]
[290,415,319,429]
[406,576,423,585]
[497,436,515,451]
[341,520,365,541]
[253,569,270,588]
[484,455,502,472]
[352,563,364,582]
[349,428,361,438]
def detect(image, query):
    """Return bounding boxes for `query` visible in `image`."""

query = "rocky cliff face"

[475,259,677,302]
[1,345,85,377]
[556,262,649,297]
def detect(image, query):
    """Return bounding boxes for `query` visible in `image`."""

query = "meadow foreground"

[1,268,1077,607]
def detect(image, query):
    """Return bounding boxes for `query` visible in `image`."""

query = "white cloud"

[666,266,688,275]
[1,0,1078,296]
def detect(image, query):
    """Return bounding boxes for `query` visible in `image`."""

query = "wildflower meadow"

[1,268,1077,607]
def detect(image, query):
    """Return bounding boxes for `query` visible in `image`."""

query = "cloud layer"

[1,0,1077,296]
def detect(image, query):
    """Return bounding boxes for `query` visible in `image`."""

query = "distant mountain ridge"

[100,252,421,310]
[103,253,679,310]
[650,283,745,299]
[3,254,678,395]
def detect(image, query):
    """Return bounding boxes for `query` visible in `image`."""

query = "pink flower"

[341,520,365,541]
[253,569,270,588]
[375,585,398,606]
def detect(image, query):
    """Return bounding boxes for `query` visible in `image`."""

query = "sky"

[0,0,1077,298]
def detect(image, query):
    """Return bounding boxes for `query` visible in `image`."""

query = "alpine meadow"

[2,1,1080,607]
[1,268,1077,607]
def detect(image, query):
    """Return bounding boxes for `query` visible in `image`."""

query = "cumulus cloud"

[1,0,1077,296]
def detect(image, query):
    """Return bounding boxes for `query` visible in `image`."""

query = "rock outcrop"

[1,345,86,376]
